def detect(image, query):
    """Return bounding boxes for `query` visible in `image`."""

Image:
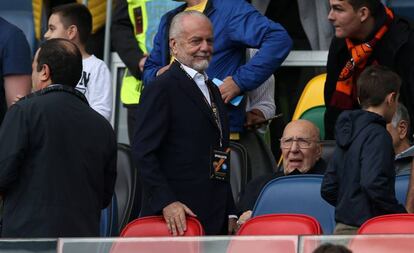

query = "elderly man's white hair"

[391,103,410,128]
[169,10,212,39]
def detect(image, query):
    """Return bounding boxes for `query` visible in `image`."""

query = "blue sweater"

[143,0,292,132]
[321,110,406,227]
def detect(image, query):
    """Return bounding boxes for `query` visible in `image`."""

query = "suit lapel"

[171,62,219,130]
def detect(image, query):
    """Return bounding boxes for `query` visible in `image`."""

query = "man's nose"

[328,9,335,22]
[290,140,300,152]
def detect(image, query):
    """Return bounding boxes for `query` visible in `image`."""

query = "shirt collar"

[179,62,208,81]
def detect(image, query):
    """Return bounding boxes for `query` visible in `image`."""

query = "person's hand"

[219,76,241,104]
[156,64,171,76]
[162,201,197,236]
[139,54,148,72]
[228,217,238,235]
[236,210,252,230]
[245,109,266,130]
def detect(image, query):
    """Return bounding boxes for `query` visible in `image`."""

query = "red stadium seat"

[120,215,204,236]
[358,213,414,234]
[112,216,204,253]
[237,214,322,236]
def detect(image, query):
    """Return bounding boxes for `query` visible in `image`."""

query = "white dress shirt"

[180,63,211,105]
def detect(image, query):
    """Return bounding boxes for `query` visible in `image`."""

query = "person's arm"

[245,74,275,127]
[360,132,407,213]
[321,151,339,206]
[142,14,170,86]
[111,0,145,79]
[87,61,113,121]
[4,75,31,107]
[223,1,292,94]
[405,162,414,212]
[3,25,32,105]
[0,105,29,192]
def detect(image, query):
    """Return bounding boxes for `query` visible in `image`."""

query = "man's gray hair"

[391,103,410,128]
[169,10,212,39]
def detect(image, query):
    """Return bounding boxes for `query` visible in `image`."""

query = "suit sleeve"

[227,1,292,92]
[0,104,28,192]
[360,132,407,213]
[321,151,339,206]
[132,81,176,213]
[111,0,145,79]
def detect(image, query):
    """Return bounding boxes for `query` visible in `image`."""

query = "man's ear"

[387,92,397,105]
[40,64,51,82]
[315,143,322,161]
[169,38,177,56]
[398,120,409,140]
[359,6,370,23]
[67,25,78,41]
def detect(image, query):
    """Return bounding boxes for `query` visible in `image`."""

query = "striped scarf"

[330,7,394,110]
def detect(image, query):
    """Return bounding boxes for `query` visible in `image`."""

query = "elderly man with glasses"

[236,119,326,226]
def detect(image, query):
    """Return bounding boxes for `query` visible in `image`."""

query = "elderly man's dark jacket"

[0,87,117,237]
[237,159,326,214]
[133,61,234,235]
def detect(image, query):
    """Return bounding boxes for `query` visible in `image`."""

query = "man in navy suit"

[132,10,235,236]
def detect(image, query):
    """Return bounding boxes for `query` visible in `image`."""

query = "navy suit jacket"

[133,61,234,235]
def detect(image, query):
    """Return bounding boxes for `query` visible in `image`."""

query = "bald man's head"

[280,120,322,174]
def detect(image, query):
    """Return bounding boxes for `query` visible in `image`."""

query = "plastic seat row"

[114,213,414,253]
[251,174,409,234]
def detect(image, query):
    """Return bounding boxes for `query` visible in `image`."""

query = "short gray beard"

[192,60,209,72]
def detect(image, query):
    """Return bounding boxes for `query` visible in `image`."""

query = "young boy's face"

[44,14,69,40]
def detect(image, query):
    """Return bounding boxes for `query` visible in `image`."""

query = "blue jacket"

[321,110,406,227]
[143,0,292,132]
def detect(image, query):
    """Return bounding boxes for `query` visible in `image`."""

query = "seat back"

[100,195,118,236]
[230,141,250,204]
[320,140,336,165]
[120,216,204,236]
[237,214,322,235]
[395,174,409,205]
[292,74,326,119]
[388,0,414,21]
[113,216,203,253]
[252,175,335,234]
[358,214,414,234]
[115,143,137,232]
[239,131,276,180]
[299,106,326,140]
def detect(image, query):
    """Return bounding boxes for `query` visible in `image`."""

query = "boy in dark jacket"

[321,65,407,235]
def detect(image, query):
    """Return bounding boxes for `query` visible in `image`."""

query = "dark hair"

[347,0,382,16]
[51,3,92,44]
[37,38,82,87]
[357,65,401,108]
[313,243,352,253]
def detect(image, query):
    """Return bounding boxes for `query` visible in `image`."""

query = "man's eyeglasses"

[280,137,318,149]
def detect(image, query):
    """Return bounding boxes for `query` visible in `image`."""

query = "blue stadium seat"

[252,174,336,234]
[115,143,138,232]
[388,0,414,21]
[395,174,409,205]
[100,194,118,236]
[0,11,36,54]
